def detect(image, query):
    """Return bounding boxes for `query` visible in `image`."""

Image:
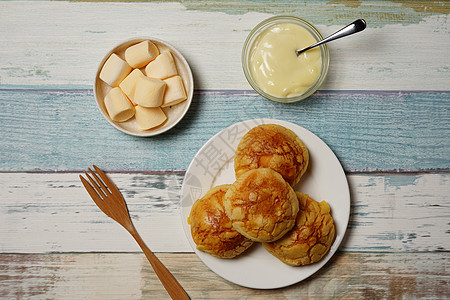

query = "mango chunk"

[119,69,146,105]
[99,53,132,87]
[135,106,167,130]
[134,76,166,108]
[125,40,159,68]
[104,87,135,122]
[162,75,187,107]
[145,51,178,79]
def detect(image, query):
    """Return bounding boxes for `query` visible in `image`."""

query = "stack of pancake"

[188,124,335,266]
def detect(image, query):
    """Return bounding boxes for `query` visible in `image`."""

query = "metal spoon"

[296,19,366,55]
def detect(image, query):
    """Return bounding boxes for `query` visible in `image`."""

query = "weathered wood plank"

[15,0,450,27]
[0,1,449,90]
[180,0,450,28]
[0,172,448,253]
[0,252,448,299]
[346,174,450,252]
[0,172,189,253]
[0,90,448,172]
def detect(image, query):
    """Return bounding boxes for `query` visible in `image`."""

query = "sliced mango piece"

[162,75,187,107]
[99,53,132,87]
[145,51,178,79]
[125,40,159,68]
[104,87,135,122]
[135,106,167,130]
[119,69,145,104]
[134,76,166,108]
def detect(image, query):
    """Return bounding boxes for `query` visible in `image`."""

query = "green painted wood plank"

[0,89,449,172]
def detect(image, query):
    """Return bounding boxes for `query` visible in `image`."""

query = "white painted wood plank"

[0,172,190,253]
[345,174,450,251]
[0,2,449,90]
[1,252,448,299]
[0,172,448,253]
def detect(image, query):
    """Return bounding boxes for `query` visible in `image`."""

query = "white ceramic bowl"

[94,38,194,137]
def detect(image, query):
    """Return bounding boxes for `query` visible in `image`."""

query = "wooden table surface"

[1,1,449,299]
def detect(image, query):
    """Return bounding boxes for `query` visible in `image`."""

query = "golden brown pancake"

[188,184,253,258]
[263,192,336,266]
[234,124,309,186]
[223,168,299,242]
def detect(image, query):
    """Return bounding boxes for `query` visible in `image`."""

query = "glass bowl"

[242,16,329,103]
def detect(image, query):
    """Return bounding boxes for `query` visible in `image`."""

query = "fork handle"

[130,229,190,299]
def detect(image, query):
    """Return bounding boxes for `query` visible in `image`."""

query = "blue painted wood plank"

[0,89,448,172]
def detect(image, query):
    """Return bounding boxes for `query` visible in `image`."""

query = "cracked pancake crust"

[263,192,336,266]
[188,184,253,258]
[234,124,309,186]
[223,168,299,243]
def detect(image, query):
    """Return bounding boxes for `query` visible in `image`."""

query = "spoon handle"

[296,19,366,55]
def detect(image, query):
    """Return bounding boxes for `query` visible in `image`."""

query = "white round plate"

[180,118,350,289]
[94,38,194,137]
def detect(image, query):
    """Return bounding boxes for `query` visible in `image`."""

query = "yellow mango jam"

[249,22,322,98]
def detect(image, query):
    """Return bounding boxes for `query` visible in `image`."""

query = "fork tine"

[80,175,111,217]
[93,165,120,195]
[84,170,107,199]
[80,175,103,204]
[88,168,111,196]
[92,165,130,221]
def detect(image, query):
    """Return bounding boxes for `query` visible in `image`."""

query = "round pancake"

[234,124,309,186]
[263,192,336,266]
[188,184,253,258]
[223,168,299,242]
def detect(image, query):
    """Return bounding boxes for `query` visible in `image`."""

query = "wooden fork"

[80,165,190,300]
